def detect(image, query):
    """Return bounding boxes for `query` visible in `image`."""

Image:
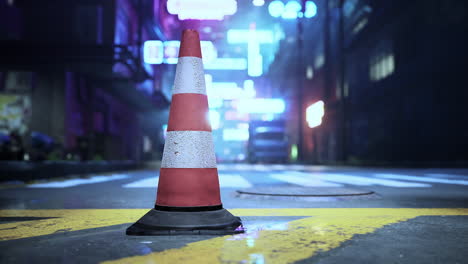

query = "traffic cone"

[126,29,244,235]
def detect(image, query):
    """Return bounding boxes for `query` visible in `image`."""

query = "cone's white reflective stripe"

[172,57,207,95]
[161,131,217,168]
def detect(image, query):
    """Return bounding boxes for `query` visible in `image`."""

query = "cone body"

[126,29,243,236]
[156,29,221,209]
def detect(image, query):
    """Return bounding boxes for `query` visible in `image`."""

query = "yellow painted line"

[102,208,468,264]
[229,208,468,217]
[0,209,147,241]
[0,208,467,255]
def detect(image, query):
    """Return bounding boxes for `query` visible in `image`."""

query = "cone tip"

[182,29,199,34]
[179,29,202,58]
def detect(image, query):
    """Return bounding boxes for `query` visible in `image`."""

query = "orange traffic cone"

[126,29,244,235]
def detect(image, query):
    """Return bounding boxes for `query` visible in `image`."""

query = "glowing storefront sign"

[167,0,237,20]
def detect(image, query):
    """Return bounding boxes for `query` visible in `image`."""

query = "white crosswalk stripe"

[219,174,253,188]
[323,173,431,187]
[375,174,468,186]
[271,172,430,188]
[28,174,129,188]
[122,177,159,188]
[270,172,343,187]
[425,173,468,180]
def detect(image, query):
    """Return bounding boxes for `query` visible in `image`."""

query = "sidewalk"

[0,160,139,182]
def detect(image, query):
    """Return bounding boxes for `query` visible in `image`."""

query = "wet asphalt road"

[1,164,468,263]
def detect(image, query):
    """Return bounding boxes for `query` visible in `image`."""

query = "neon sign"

[143,40,217,65]
[167,0,237,20]
[268,0,317,19]
[227,29,274,77]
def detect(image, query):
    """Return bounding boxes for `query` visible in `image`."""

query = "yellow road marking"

[102,208,468,264]
[1,208,467,242]
[0,209,147,241]
[1,208,468,264]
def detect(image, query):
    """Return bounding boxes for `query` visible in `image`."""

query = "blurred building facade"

[2,0,467,165]
[0,0,169,161]
[268,0,468,164]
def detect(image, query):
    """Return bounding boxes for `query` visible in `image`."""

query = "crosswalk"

[375,173,468,186]
[25,170,468,189]
[28,174,129,188]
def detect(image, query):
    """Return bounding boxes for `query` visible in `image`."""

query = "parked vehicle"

[248,120,289,163]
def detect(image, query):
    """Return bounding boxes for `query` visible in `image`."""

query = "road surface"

[1,164,468,263]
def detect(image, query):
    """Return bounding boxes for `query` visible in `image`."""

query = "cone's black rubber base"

[126,208,244,236]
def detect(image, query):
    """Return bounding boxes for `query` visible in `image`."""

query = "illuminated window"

[306,100,324,128]
[369,53,394,82]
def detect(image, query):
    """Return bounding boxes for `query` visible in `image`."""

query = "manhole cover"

[237,187,374,197]
[235,187,378,201]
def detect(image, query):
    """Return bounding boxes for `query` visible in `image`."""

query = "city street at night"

[1,165,468,263]
[1,0,468,263]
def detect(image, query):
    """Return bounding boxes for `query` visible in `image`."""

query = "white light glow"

[237,99,286,114]
[163,41,180,64]
[268,0,285,18]
[162,40,217,64]
[208,98,223,108]
[370,53,395,82]
[227,30,274,44]
[226,29,273,77]
[205,76,257,100]
[252,0,265,6]
[208,110,221,130]
[306,100,324,128]
[143,40,164,64]
[162,124,168,139]
[282,1,301,19]
[243,80,256,98]
[305,1,317,18]
[223,128,249,141]
[306,65,314,79]
[204,58,247,70]
[207,83,243,100]
[167,0,237,20]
